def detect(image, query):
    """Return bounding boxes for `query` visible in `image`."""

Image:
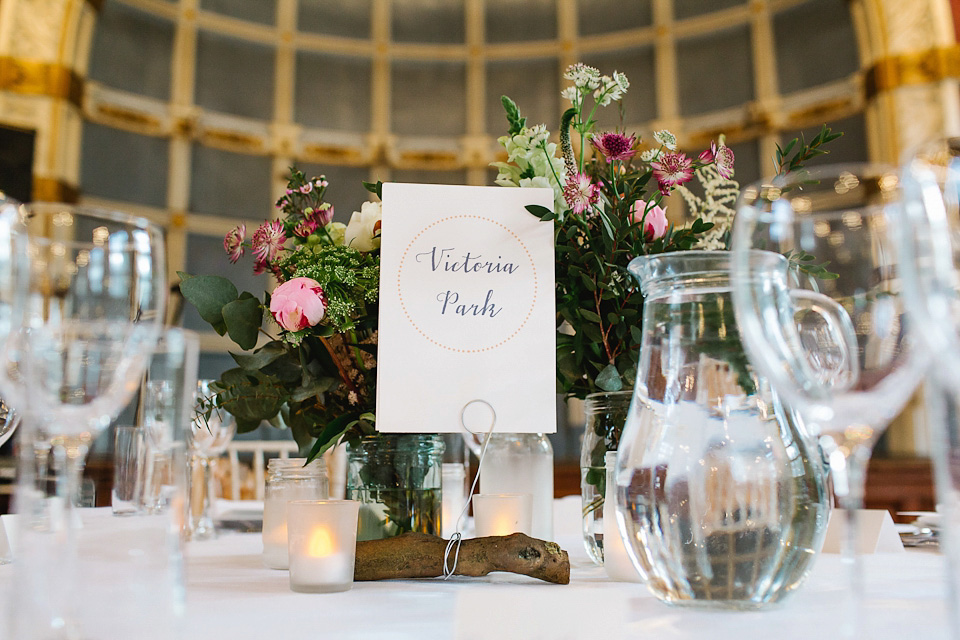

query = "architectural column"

[0,0,98,202]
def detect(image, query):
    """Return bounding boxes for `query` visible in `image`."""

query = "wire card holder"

[442,399,497,579]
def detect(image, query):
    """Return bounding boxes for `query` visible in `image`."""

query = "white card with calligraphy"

[377,183,556,434]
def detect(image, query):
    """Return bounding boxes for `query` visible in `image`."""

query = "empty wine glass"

[2,203,165,639]
[899,138,960,638]
[187,379,237,540]
[730,165,927,637]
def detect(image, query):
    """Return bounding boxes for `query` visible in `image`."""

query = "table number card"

[377,183,556,433]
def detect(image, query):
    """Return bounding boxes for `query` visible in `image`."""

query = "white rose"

[344,201,382,252]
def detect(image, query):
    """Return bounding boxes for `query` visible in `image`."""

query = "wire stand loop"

[442,399,497,580]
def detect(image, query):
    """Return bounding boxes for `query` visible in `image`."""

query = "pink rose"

[631,200,668,241]
[269,277,327,332]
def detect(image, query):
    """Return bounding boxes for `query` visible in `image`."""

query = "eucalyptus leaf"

[179,274,238,335]
[595,364,623,392]
[223,295,263,350]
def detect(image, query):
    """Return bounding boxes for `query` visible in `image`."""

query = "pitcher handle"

[788,289,860,391]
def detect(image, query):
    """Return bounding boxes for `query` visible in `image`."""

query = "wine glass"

[730,164,927,637]
[187,379,237,540]
[899,138,960,637]
[2,203,165,639]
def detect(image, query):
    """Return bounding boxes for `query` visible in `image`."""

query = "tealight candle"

[262,458,328,570]
[472,493,532,537]
[287,500,360,593]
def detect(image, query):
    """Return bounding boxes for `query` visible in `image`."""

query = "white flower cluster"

[594,71,629,106]
[563,63,601,89]
[491,125,567,212]
[677,163,741,251]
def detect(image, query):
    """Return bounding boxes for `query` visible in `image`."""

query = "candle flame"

[308,527,335,557]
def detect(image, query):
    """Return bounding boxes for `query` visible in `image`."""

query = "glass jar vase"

[615,251,829,609]
[262,457,329,569]
[580,391,631,565]
[478,433,554,540]
[346,434,444,541]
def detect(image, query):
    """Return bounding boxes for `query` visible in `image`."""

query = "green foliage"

[775,125,843,176]
[785,250,840,280]
[178,273,237,336]
[501,95,527,136]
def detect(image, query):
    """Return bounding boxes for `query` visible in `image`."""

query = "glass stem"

[188,454,215,539]
[829,448,868,639]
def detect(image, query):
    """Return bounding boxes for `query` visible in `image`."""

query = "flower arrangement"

[493,63,728,399]
[179,169,383,460]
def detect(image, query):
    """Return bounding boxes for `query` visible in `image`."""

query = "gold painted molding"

[33,177,79,203]
[865,46,960,99]
[0,57,83,107]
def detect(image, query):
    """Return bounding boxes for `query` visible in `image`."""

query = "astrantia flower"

[714,144,735,179]
[310,203,335,227]
[223,224,246,264]
[294,218,318,238]
[564,63,601,89]
[699,144,715,164]
[613,71,629,93]
[251,220,286,267]
[639,148,662,163]
[269,277,327,332]
[563,173,600,215]
[652,152,694,194]
[653,130,677,150]
[591,132,637,164]
[561,86,578,103]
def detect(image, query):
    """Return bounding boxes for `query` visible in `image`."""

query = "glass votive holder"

[262,458,329,569]
[472,493,533,537]
[287,500,360,593]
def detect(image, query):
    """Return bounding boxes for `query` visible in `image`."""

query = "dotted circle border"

[397,215,538,353]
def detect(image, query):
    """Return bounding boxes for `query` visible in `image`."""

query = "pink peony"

[224,224,246,264]
[652,152,693,195]
[591,132,637,164]
[269,277,327,332]
[631,200,668,241]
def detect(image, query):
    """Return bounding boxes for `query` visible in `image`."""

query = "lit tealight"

[287,500,360,593]
[472,493,532,538]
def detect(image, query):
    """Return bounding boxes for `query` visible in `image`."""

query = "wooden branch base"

[354,532,570,585]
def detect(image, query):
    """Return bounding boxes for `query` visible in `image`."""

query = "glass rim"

[737,162,900,214]
[287,499,358,507]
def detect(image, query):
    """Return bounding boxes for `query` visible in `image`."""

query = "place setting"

[1,6,960,637]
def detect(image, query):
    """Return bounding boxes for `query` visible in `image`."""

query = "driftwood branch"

[354,532,570,585]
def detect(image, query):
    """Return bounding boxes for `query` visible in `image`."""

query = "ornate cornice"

[0,56,83,107]
[865,46,960,99]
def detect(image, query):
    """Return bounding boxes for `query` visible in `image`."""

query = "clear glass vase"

[580,391,631,565]
[477,433,554,540]
[346,434,444,541]
[615,250,830,609]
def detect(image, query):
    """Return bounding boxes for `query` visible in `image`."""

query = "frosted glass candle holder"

[287,500,360,593]
[473,493,532,537]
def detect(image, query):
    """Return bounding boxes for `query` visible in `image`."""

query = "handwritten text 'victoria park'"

[415,247,519,318]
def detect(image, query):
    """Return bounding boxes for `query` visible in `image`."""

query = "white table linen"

[0,504,952,640]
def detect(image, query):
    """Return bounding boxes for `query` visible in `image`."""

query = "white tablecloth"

[0,504,954,640]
